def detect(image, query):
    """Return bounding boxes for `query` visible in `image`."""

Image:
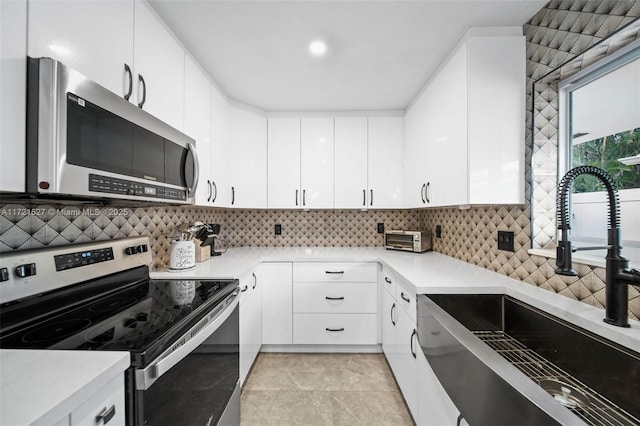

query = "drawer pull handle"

[384,277,392,284]
[326,327,345,332]
[400,292,411,303]
[240,285,248,292]
[325,271,344,274]
[325,296,344,301]
[96,405,116,424]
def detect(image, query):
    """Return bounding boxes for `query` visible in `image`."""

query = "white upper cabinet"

[268,118,301,208]
[466,35,525,205]
[184,55,212,206]
[301,118,335,209]
[404,28,525,208]
[425,45,468,208]
[334,117,368,209]
[133,0,185,132]
[28,0,186,132]
[27,0,135,98]
[368,117,404,209]
[210,84,230,207]
[1,0,27,192]
[404,91,430,208]
[228,105,267,208]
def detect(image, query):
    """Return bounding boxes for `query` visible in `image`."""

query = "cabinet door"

[228,105,267,208]
[403,94,429,208]
[368,117,403,208]
[1,0,26,192]
[133,0,184,131]
[417,349,461,426]
[70,376,125,426]
[210,84,229,207]
[382,287,398,366]
[251,270,263,361]
[425,44,468,207]
[261,263,293,345]
[334,117,368,209]
[395,305,418,420]
[239,272,254,385]
[301,118,334,209]
[28,0,134,98]
[467,35,525,205]
[184,56,212,206]
[267,118,301,208]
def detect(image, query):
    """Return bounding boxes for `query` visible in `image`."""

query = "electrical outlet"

[377,223,384,234]
[497,230,514,252]
[435,225,442,238]
[275,224,282,235]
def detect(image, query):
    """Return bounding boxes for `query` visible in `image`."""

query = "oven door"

[135,293,239,426]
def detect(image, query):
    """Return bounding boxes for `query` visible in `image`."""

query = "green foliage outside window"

[572,128,640,193]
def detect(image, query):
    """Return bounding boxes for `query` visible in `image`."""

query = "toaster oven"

[384,230,432,253]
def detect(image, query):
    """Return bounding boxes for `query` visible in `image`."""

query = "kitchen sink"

[417,294,640,426]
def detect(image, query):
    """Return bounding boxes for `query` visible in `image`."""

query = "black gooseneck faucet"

[555,165,640,327]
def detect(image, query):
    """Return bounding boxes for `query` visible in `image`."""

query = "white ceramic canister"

[168,239,196,271]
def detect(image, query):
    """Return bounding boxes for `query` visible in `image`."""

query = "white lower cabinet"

[291,262,378,346]
[395,299,419,419]
[293,313,377,345]
[70,376,125,426]
[417,348,461,425]
[380,268,462,425]
[261,263,293,345]
[239,269,262,386]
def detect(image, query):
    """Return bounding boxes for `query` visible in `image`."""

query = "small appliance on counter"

[384,230,432,253]
[206,224,228,256]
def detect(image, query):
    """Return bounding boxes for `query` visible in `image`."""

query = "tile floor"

[240,353,414,425]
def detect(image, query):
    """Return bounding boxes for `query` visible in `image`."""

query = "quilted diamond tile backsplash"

[1,1,639,321]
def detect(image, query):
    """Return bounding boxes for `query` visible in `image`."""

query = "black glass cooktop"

[0,265,238,367]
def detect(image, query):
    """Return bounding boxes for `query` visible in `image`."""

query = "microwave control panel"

[89,174,186,201]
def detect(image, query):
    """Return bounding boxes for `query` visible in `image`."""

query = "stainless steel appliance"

[384,230,432,253]
[25,57,199,204]
[0,237,239,425]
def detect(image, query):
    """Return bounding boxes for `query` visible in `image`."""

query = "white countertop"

[0,350,129,426]
[152,247,640,353]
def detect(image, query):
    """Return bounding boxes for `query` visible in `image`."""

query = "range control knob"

[15,263,36,278]
[124,246,138,255]
[136,244,148,253]
[0,268,9,282]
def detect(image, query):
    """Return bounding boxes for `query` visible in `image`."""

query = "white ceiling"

[149,0,546,112]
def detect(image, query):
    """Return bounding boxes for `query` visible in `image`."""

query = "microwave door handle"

[136,295,239,391]
[186,142,199,198]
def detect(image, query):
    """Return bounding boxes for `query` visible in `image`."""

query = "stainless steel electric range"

[0,237,240,426]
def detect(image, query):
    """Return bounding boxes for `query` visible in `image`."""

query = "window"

[559,45,640,264]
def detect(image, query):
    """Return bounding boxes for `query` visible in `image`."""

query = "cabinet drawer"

[293,282,376,313]
[70,376,125,426]
[293,262,377,282]
[381,268,397,297]
[396,279,417,322]
[293,313,377,345]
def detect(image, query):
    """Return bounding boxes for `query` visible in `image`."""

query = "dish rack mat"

[472,330,639,426]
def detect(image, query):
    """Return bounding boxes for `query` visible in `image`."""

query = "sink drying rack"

[473,330,638,426]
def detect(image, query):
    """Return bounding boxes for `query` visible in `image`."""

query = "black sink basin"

[418,294,640,426]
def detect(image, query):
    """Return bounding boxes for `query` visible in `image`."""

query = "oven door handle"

[136,291,239,390]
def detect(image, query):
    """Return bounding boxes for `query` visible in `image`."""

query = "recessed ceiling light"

[308,39,328,58]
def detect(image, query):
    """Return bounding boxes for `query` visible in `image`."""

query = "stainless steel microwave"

[384,230,432,253]
[26,57,199,204]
